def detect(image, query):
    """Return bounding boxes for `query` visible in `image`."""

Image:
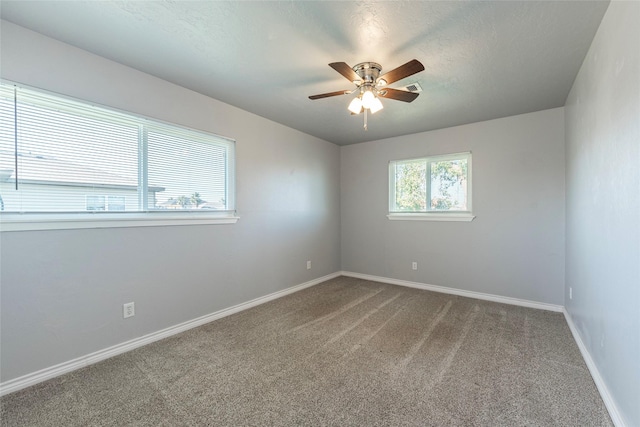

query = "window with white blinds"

[0,81,235,224]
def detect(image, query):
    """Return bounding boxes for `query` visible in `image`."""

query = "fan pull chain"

[364,108,368,131]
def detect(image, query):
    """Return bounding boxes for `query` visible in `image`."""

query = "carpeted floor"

[1,277,612,426]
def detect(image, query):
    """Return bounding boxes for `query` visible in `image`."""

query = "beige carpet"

[1,276,612,426]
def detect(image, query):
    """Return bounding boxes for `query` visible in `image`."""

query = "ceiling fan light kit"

[309,59,425,130]
[348,97,363,114]
[369,97,384,114]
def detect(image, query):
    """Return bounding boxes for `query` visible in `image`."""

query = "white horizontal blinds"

[146,125,232,212]
[0,87,16,204]
[0,84,139,212]
[0,81,236,216]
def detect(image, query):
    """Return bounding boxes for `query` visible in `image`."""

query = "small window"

[108,196,125,211]
[86,195,106,211]
[85,195,125,211]
[389,152,473,221]
[0,81,237,230]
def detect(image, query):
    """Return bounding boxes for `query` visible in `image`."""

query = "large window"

[0,82,236,229]
[389,152,473,221]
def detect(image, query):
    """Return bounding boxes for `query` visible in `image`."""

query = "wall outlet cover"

[123,302,135,318]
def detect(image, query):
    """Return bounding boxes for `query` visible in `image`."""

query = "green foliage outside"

[430,160,467,210]
[395,159,467,211]
[395,161,427,211]
[165,192,204,209]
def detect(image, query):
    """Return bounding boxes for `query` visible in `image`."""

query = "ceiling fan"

[309,59,425,130]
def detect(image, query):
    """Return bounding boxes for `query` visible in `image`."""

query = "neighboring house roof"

[0,151,164,192]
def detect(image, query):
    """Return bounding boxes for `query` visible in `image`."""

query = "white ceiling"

[0,1,609,145]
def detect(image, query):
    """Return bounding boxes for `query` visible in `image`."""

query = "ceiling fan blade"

[379,88,419,102]
[378,59,425,85]
[329,62,361,83]
[309,90,351,100]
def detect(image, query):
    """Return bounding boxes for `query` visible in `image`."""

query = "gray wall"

[3,9,638,423]
[565,2,640,425]
[0,21,341,382]
[341,108,566,305]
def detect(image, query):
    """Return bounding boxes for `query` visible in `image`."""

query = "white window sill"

[387,213,475,222]
[0,212,239,232]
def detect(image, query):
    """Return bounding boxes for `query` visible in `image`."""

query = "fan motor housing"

[353,62,382,85]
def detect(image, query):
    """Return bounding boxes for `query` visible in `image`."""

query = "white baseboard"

[2,270,622,427]
[0,272,341,397]
[563,308,626,427]
[340,271,563,312]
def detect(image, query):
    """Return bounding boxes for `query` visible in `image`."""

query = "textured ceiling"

[0,1,609,145]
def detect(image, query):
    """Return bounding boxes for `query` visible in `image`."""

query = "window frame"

[0,80,238,232]
[388,151,475,222]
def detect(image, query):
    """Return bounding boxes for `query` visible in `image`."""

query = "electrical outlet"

[412,261,418,271]
[306,260,311,270]
[123,302,135,318]
[569,287,572,300]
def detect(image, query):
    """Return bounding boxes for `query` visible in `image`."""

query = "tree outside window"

[390,152,471,213]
